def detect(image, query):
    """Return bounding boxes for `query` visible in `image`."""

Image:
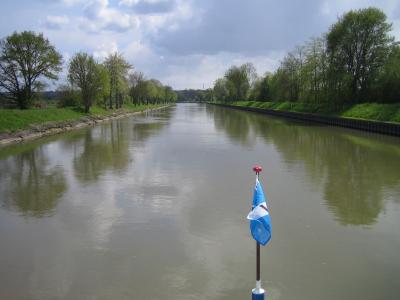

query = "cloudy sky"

[0,0,399,89]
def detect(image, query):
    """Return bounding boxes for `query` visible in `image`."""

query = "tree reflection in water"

[0,148,66,217]
[73,116,170,182]
[209,105,400,226]
[0,109,172,217]
[73,121,131,182]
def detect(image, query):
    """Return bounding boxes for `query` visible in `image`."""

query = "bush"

[57,84,80,108]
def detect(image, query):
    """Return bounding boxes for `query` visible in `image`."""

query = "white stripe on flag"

[247,202,269,220]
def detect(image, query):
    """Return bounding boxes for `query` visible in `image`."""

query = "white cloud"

[134,0,193,33]
[119,0,139,6]
[153,52,284,90]
[93,41,119,60]
[119,0,171,7]
[3,0,400,89]
[60,0,84,6]
[82,0,139,32]
[44,15,69,30]
[124,40,154,61]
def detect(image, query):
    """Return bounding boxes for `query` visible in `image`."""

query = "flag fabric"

[247,177,271,246]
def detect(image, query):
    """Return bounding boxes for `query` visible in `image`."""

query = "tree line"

[0,31,177,112]
[175,89,213,103]
[212,7,400,108]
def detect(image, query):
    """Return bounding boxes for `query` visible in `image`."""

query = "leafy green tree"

[258,74,272,101]
[269,68,292,102]
[56,83,80,107]
[374,45,400,103]
[199,89,213,102]
[134,79,149,105]
[327,7,393,102]
[224,63,256,102]
[301,37,329,104]
[96,64,111,108]
[280,48,305,102]
[249,73,271,101]
[175,89,208,102]
[213,78,229,102]
[104,52,132,109]
[164,86,177,103]
[0,31,62,109]
[148,79,163,103]
[128,71,145,105]
[68,52,102,113]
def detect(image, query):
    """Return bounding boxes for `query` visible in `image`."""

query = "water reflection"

[0,104,400,300]
[209,105,400,225]
[73,116,170,182]
[74,121,131,182]
[0,148,66,217]
[0,109,172,218]
[209,105,254,147]
[132,122,170,148]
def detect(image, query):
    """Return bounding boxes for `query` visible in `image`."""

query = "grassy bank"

[0,103,165,133]
[228,101,400,123]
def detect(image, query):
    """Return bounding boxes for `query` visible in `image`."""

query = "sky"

[0,0,399,90]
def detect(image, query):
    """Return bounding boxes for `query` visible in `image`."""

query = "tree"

[104,52,132,109]
[0,31,62,109]
[56,83,79,108]
[249,73,271,101]
[269,67,291,102]
[164,86,177,103]
[279,48,305,102]
[213,78,229,102]
[374,45,400,103]
[128,71,144,105]
[327,7,393,102]
[302,37,329,103]
[68,52,101,113]
[224,63,256,102]
[96,64,111,108]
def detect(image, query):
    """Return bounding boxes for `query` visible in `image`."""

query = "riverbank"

[0,104,171,146]
[210,102,400,136]
[229,101,400,123]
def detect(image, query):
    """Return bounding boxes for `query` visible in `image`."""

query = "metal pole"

[252,168,265,300]
[256,170,261,284]
[257,242,260,281]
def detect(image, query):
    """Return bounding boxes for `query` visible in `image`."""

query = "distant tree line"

[212,7,400,107]
[175,89,213,102]
[0,31,176,112]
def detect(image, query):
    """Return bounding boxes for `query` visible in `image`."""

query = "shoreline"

[0,105,171,146]
[209,103,400,137]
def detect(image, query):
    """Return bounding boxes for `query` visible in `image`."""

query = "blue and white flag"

[247,177,272,246]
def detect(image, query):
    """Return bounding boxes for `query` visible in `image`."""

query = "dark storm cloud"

[153,0,334,55]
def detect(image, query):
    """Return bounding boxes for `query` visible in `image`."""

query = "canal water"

[0,104,400,300]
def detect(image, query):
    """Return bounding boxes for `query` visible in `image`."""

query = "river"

[0,103,400,300]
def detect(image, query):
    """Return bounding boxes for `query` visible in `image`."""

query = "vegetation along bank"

[0,29,177,144]
[0,104,170,146]
[194,7,400,130]
[211,102,400,136]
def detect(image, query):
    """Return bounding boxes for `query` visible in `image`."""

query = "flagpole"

[257,241,260,281]
[252,166,265,300]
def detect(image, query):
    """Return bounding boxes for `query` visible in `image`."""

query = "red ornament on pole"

[253,166,262,174]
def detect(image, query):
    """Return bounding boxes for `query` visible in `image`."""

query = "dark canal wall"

[210,103,400,137]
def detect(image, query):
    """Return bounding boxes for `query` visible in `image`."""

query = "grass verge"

[227,101,400,123]
[0,104,166,133]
